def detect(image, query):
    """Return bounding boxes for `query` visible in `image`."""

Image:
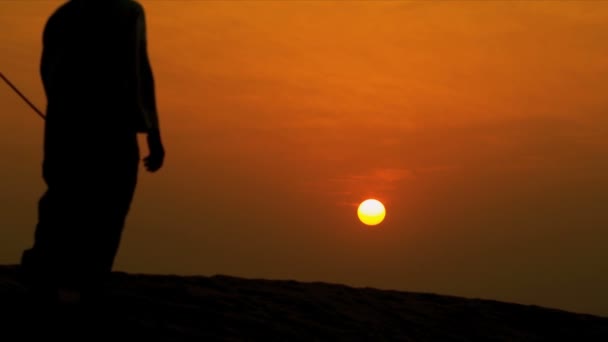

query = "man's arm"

[40,40,51,97]
[134,4,164,172]
[40,13,57,99]
[136,9,160,133]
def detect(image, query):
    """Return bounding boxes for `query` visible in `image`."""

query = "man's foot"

[25,283,60,308]
[17,264,60,306]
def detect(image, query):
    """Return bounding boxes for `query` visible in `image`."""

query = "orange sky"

[1,0,608,316]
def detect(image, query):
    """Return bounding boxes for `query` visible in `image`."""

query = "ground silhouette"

[1,265,607,340]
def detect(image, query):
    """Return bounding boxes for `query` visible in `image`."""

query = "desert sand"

[1,265,607,340]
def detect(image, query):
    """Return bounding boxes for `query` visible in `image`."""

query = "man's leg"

[20,188,62,302]
[82,140,140,299]
[22,154,90,295]
[99,165,139,274]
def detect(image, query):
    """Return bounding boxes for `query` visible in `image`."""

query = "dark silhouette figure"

[20,0,164,300]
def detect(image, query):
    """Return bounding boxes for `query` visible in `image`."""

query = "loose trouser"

[21,130,140,291]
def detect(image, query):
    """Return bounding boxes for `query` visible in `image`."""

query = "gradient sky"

[1,0,607,316]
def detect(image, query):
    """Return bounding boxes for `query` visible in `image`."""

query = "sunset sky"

[1,0,607,316]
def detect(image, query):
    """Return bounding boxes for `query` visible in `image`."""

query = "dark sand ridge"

[1,265,607,340]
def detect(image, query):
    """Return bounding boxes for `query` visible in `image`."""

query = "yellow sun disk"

[357,199,386,225]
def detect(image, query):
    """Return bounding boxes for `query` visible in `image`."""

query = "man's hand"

[144,130,164,172]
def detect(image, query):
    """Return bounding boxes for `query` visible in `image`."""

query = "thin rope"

[0,72,46,120]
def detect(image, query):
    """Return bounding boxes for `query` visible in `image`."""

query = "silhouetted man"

[20,0,165,301]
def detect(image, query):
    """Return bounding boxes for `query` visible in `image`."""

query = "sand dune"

[1,265,606,340]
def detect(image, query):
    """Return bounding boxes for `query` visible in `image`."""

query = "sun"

[357,199,386,226]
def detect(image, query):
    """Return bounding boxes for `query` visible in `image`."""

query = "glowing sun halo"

[357,199,386,226]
